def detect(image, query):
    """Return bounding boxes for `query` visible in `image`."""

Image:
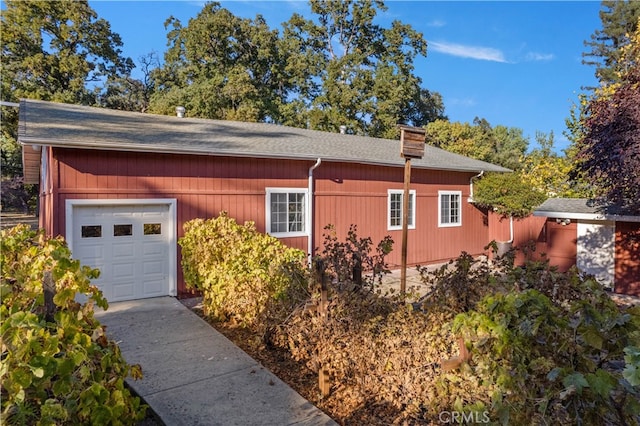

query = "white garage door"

[67,200,177,302]
[577,220,615,289]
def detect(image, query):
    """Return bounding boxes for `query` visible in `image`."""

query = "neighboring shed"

[534,198,640,296]
[19,99,509,301]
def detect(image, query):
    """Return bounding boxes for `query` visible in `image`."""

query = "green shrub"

[0,225,146,425]
[179,212,308,330]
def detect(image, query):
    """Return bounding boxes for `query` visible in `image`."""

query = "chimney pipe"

[175,106,186,118]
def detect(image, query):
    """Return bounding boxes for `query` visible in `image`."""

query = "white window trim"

[387,189,416,231]
[438,190,462,227]
[266,188,309,238]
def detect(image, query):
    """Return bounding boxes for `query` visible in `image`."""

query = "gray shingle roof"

[534,198,640,222]
[18,99,509,174]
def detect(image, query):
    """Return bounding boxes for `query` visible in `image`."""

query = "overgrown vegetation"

[182,215,639,424]
[0,225,147,425]
[179,212,309,332]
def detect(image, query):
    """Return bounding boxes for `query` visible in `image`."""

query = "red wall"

[616,222,640,296]
[46,148,501,295]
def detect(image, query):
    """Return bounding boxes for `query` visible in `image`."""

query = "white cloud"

[427,19,446,28]
[449,97,477,108]
[429,41,507,63]
[525,52,555,62]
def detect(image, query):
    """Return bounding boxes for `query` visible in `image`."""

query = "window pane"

[390,193,401,227]
[450,194,460,223]
[440,193,461,225]
[114,224,132,236]
[144,223,162,235]
[81,225,101,238]
[288,193,305,232]
[441,194,450,223]
[408,193,414,226]
[270,193,288,233]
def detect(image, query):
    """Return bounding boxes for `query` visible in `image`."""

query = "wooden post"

[43,270,56,322]
[397,125,426,294]
[400,159,411,293]
[352,252,362,286]
[314,260,331,397]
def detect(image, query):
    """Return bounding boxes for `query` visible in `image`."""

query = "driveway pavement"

[95,297,336,426]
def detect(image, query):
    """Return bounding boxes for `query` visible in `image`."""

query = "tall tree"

[520,131,575,198]
[1,0,132,211]
[99,52,160,112]
[149,2,287,122]
[425,118,528,169]
[282,0,443,138]
[575,18,640,214]
[583,0,640,86]
[1,0,134,105]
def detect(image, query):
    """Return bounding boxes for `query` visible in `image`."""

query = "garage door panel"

[113,282,135,299]
[113,242,135,257]
[142,280,165,297]
[112,262,135,279]
[70,201,174,302]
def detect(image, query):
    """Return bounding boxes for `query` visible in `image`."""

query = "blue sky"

[89,1,602,152]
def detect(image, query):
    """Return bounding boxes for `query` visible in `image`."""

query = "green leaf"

[586,370,617,398]
[562,372,589,394]
[623,364,640,387]
[581,327,603,350]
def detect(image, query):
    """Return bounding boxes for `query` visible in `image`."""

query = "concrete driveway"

[95,297,336,426]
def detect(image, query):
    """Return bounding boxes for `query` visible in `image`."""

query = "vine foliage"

[0,225,146,425]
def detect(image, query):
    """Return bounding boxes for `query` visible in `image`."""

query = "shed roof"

[534,198,640,223]
[18,99,509,183]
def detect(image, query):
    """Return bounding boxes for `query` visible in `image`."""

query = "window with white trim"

[438,191,462,227]
[388,189,416,230]
[266,188,308,237]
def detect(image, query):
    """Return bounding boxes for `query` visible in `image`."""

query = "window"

[266,188,308,237]
[388,189,416,230]
[81,225,102,238]
[439,191,462,227]
[113,224,133,236]
[144,223,162,235]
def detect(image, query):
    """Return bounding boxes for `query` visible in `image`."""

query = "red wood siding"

[487,212,547,264]
[541,219,577,272]
[48,147,503,295]
[615,222,640,296]
[313,163,490,268]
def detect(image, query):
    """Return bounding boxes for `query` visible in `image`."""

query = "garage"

[65,199,177,302]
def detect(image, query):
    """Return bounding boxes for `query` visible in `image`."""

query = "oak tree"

[284,0,443,138]
[1,0,133,105]
[148,2,287,122]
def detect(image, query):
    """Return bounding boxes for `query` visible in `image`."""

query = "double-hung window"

[266,188,308,237]
[438,190,462,227]
[387,189,416,230]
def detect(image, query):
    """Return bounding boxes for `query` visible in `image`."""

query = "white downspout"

[468,170,484,202]
[507,215,514,243]
[308,158,322,263]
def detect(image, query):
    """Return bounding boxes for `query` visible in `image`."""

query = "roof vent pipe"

[175,106,186,118]
[339,125,347,134]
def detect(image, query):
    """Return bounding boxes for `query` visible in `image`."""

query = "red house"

[534,198,640,296]
[19,99,508,302]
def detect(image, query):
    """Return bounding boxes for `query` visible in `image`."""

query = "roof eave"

[18,136,505,174]
[533,210,640,223]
